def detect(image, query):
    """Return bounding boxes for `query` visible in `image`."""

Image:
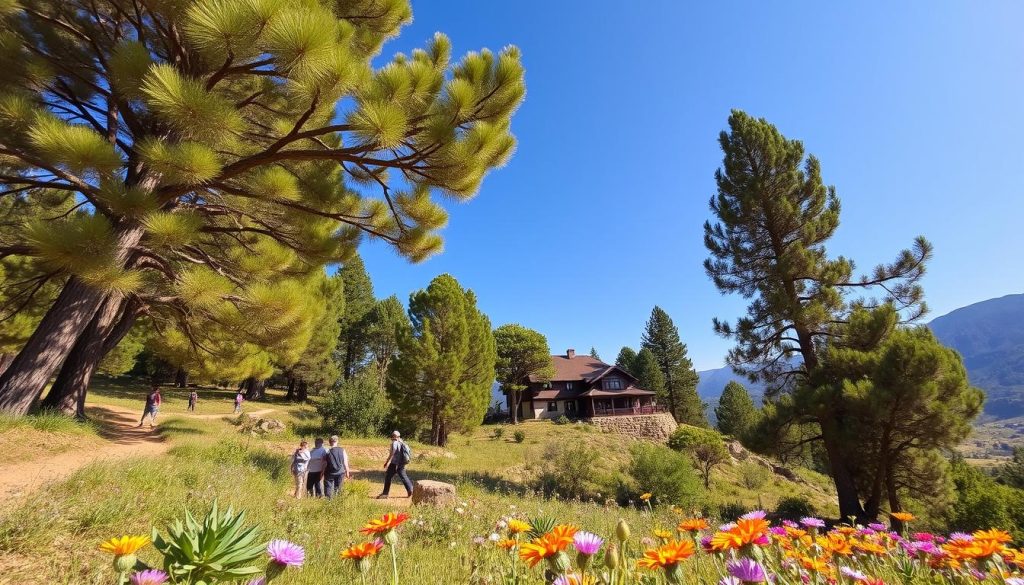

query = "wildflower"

[1005,579,1024,585]
[640,492,652,502]
[472,536,486,546]
[654,527,673,541]
[507,519,532,535]
[638,539,694,583]
[819,533,853,556]
[840,567,868,582]
[553,574,596,585]
[867,523,886,532]
[889,511,915,522]
[799,555,830,573]
[99,535,150,574]
[573,531,604,555]
[679,518,709,533]
[949,532,973,542]
[912,532,935,542]
[740,510,767,520]
[496,538,517,551]
[519,526,577,571]
[130,570,169,585]
[800,517,825,529]
[340,540,384,573]
[727,558,768,583]
[710,517,770,551]
[265,539,304,580]
[360,512,411,537]
[973,529,1012,543]
[488,532,500,542]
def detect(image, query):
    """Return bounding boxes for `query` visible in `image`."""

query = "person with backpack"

[290,440,311,499]
[377,430,413,499]
[323,435,350,499]
[137,384,162,428]
[187,390,198,412]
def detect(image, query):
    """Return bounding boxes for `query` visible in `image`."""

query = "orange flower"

[360,512,410,536]
[852,539,887,556]
[340,540,384,560]
[638,539,695,570]
[889,511,915,522]
[639,492,652,502]
[800,555,831,573]
[507,519,532,535]
[966,538,1005,559]
[973,529,1012,544]
[678,518,709,533]
[835,526,859,536]
[517,526,576,568]
[496,538,518,551]
[548,524,578,547]
[818,534,853,556]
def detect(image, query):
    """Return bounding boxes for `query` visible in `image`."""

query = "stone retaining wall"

[587,413,678,441]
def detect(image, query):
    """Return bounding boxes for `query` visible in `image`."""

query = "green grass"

[0,412,101,465]
[0,411,99,435]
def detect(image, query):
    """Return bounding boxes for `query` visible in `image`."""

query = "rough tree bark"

[174,368,188,388]
[243,377,266,401]
[0,354,13,377]
[296,380,308,402]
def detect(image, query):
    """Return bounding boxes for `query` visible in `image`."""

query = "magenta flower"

[867,523,886,531]
[573,531,604,555]
[727,558,768,583]
[130,570,168,585]
[740,510,767,520]
[912,532,935,541]
[840,567,868,582]
[719,578,743,585]
[769,526,787,536]
[782,520,798,528]
[267,539,305,567]
[799,517,825,529]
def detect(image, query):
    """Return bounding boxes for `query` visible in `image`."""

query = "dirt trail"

[0,404,170,505]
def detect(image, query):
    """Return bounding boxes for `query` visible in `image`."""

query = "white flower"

[497,520,508,529]
[489,533,500,542]
[455,507,465,515]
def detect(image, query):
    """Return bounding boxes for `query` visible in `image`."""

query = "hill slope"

[929,293,1024,419]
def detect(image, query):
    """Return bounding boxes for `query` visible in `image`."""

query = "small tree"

[494,324,555,424]
[589,347,600,359]
[715,381,760,440]
[642,307,704,426]
[318,366,391,437]
[337,255,376,379]
[668,426,730,488]
[615,347,638,374]
[362,296,411,393]
[627,443,703,507]
[999,447,1024,490]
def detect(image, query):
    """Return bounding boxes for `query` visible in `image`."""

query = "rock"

[728,440,749,461]
[412,480,457,506]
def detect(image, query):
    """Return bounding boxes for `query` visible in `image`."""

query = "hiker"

[323,435,351,499]
[377,430,413,499]
[233,391,244,414]
[137,385,162,428]
[306,437,327,497]
[290,440,311,499]
[187,390,198,412]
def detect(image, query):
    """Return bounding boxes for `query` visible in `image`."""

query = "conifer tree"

[641,306,704,426]
[632,347,665,400]
[361,295,410,393]
[494,323,555,424]
[615,346,638,374]
[337,254,375,379]
[715,381,759,440]
[387,274,496,445]
[704,110,933,520]
[290,272,345,401]
[589,347,600,359]
[0,1,525,415]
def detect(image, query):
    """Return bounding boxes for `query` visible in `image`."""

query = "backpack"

[399,440,412,465]
[325,446,346,475]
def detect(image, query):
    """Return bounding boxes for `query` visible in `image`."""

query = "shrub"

[774,496,816,521]
[668,425,730,488]
[535,443,606,500]
[625,443,703,507]
[317,370,391,436]
[513,430,526,443]
[151,500,264,583]
[739,462,771,490]
[553,415,571,425]
[491,427,505,440]
[719,502,747,522]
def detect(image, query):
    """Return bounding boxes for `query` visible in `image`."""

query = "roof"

[531,389,580,400]
[530,354,609,382]
[578,386,656,398]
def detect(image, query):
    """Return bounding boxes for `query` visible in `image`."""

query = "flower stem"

[389,542,399,585]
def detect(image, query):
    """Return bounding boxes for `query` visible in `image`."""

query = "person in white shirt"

[306,437,328,497]
[290,440,310,499]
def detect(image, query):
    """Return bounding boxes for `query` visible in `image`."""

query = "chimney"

[566,349,576,359]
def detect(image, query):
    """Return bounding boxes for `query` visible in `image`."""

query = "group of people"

[136,384,242,427]
[290,431,415,500]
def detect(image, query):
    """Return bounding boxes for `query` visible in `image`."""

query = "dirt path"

[0,404,171,505]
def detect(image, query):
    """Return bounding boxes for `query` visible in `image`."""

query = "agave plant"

[527,516,557,540]
[151,500,265,584]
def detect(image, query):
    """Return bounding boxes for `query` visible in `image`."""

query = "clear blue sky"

[358,1,1024,371]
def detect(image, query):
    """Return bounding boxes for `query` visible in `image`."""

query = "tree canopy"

[494,323,554,424]
[641,306,704,426]
[715,381,759,440]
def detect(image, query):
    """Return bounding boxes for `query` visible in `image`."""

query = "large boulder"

[412,480,457,506]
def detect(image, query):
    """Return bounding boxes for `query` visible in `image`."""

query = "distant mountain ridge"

[928,293,1024,419]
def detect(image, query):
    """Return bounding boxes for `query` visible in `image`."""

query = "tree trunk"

[820,418,866,522]
[174,368,188,388]
[0,353,14,377]
[244,377,266,401]
[886,469,903,532]
[285,376,296,401]
[510,389,521,424]
[41,296,139,417]
[0,223,145,415]
[296,380,308,402]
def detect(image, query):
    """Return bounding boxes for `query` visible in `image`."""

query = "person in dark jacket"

[377,430,413,499]
[323,435,350,499]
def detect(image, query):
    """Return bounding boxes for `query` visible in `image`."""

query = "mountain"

[697,367,766,407]
[929,293,1024,419]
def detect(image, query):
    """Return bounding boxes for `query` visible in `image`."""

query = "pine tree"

[641,306,704,426]
[362,295,410,393]
[0,1,526,415]
[615,347,638,374]
[387,274,496,446]
[589,347,600,359]
[494,324,555,424]
[337,255,375,379]
[715,381,759,440]
[704,110,933,520]
[632,348,665,400]
[290,272,345,401]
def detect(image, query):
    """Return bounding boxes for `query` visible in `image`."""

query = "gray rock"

[411,480,457,506]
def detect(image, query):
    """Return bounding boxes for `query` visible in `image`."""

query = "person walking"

[377,431,413,499]
[187,390,198,412]
[137,385,162,428]
[290,440,311,499]
[233,391,244,414]
[323,435,350,499]
[306,438,327,497]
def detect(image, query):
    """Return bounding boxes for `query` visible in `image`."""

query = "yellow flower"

[973,529,1012,544]
[637,539,695,569]
[507,519,532,535]
[639,492,652,502]
[889,511,915,522]
[653,528,673,541]
[98,535,150,556]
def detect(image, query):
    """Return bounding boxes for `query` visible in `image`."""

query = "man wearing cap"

[377,430,413,499]
[323,435,350,499]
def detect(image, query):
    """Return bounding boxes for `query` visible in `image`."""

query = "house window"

[547,401,558,412]
[604,378,622,390]
[566,382,574,390]
[566,401,577,414]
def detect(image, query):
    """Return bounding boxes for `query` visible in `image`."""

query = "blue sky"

[358,2,1024,371]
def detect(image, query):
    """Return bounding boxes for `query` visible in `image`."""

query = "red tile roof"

[531,354,609,382]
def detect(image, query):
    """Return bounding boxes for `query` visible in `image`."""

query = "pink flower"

[573,531,604,556]
[267,539,305,567]
[130,570,168,585]
[740,510,767,520]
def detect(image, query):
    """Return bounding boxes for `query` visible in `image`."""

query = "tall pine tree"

[337,255,375,379]
[632,348,665,401]
[641,306,705,426]
[362,295,411,393]
[715,381,759,440]
[387,274,496,446]
[615,347,638,374]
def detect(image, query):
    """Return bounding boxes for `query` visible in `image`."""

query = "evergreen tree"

[641,306,704,426]
[589,347,600,359]
[318,365,391,437]
[0,1,525,415]
[704,110,934,521]
[290,272,345,401]
[387,274,496,446]
[615,346,638,374]
[362,295,410,393]
[632,348,665,400]
[715,381,759,440]
[337,255,375,379]
[999,447,1024,490]
[494,324,555,424]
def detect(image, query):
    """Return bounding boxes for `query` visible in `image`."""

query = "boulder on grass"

[412,480,457,506]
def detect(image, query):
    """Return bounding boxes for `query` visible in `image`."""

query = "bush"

[317,369,391,436]
[719,502,747,522]
[553,415,571,425]
[625,443,703,508]
[491,427,505,440]
[774,496,816,521]
[513,430,526,443]
[535,443,608,500]
[739,462,771,490]
[668,425,730,488]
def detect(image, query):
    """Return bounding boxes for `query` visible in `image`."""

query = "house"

[507,349,662,420]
